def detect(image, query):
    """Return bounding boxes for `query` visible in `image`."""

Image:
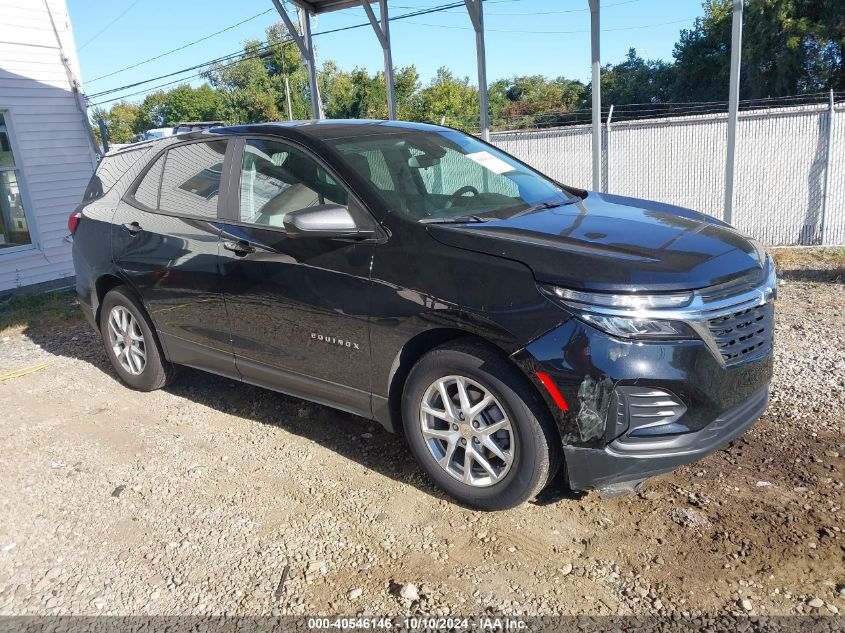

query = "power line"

[78,0,143,51]
[88,1,467,102]
[400,0,643,16]
[399,16,695,34]
[86,8,276,84]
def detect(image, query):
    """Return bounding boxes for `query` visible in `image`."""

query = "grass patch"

[770,246,845,270]
[769,247,845,283]
[0,289,83,335]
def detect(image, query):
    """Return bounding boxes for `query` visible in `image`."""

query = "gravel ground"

[0,257,843,619]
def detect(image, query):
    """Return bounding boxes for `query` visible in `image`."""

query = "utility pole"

[98,119,109,154]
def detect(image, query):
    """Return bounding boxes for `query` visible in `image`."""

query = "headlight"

[547,286,693,310]
[540,285,697,340]
[580,314,694,339]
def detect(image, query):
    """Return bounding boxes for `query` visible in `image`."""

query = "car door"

[111,138,237,379]
[219,136,377,417]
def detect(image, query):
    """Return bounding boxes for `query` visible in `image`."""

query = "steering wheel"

[445,185,480,208]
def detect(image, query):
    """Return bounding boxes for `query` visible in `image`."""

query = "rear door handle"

[222,239,256,257]
[122,221,142,235]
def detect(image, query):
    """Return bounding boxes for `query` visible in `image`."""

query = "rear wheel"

[403,341,561,510]
[99,287,175,391]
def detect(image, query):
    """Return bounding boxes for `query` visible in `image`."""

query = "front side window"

[0,112,32,249]
[158,140,227,219]
[328,128,576,222]
[239,139,347,228]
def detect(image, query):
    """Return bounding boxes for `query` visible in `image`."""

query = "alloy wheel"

[107,305,147,376]
[419,375,514,487]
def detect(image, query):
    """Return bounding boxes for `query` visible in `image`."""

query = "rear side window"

[158,141,227,219]
[134,154,165,208]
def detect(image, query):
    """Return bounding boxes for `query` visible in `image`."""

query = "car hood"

[426,192,766,292]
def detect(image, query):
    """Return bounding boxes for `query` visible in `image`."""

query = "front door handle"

[222,239,256,257]
[122,221,142,235]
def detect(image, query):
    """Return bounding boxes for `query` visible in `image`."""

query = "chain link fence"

[490,101,845,247]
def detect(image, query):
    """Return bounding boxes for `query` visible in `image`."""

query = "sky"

[68,0,707,108]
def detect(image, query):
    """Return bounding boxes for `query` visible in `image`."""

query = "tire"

[402,340,562,510]
[99,286,175,391]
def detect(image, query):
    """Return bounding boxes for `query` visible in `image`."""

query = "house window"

[0,112,32,249]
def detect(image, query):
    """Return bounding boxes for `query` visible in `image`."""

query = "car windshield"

[326,128,578,222]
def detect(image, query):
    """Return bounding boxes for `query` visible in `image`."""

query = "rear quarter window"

[83,145,153,202]
[133,153,165,208]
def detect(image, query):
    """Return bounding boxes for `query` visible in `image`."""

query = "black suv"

[71,121,775,510]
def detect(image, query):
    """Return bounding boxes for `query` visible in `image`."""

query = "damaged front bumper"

[512,317,773,492]
[564,385,769,491]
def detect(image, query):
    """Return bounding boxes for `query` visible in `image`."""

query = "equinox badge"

[311,333,360,350]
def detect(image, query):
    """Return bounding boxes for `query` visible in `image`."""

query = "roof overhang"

[286,0,370,14]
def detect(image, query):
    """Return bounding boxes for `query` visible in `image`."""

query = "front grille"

[707,302,773,365]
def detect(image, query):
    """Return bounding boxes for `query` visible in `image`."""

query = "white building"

[0,0,98,291]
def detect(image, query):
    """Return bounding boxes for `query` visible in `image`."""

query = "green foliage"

[415,67,479,130]
[490,75,587,129]
[91,101,141,144]
[594,49,673,106]
[673,0,845,101]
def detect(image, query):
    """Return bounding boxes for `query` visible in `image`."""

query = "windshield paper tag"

[465,151,514,175]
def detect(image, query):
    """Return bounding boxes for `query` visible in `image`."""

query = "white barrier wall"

[491,103,845,247]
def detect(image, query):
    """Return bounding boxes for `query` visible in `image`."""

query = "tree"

[91,101,141,144]
[135,91,169,131]
[672,0,845,102]
[321,63,421,120]
[416,67,479,130]
[592,49,673,106]
[133,85,222,131]
[490,75,587,129]
[203,40,280,123]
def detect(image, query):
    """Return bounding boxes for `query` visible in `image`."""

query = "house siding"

[0,0,98,291]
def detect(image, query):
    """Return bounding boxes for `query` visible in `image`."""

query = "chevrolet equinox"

[71,121,776,510]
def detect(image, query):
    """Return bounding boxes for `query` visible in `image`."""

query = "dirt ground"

[0,248,843,619]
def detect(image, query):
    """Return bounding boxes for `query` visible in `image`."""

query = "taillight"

[68,211,82,235]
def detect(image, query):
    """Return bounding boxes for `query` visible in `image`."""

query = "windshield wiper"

[512,198,580,218]
[420,215,491,224]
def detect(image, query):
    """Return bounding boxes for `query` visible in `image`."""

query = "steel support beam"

[464,0,489,140]
[723,0,743,224]
[589,0,601,191]
[271,0,323,119]
[363,0,396,120]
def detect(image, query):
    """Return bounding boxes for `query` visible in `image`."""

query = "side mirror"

[283,204,374,239]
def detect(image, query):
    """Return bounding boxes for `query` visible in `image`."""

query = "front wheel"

[402,341,561,510]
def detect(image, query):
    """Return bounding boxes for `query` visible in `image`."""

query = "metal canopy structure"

[273,0,490,136]
[271,0,744,209]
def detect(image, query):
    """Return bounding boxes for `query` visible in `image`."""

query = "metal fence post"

[603,104,614,192]
[723,0,744,225]
[820,90,836,245]
[588,0,602,192]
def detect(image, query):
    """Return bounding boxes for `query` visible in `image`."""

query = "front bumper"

[564,385,769,491]
[512,315,773,492]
